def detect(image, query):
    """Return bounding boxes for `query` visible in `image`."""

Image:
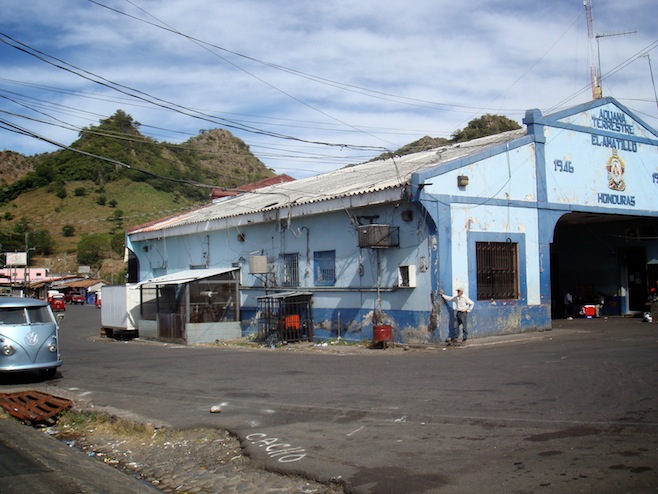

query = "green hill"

[0,110,274,276]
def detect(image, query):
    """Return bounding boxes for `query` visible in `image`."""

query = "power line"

[116,0,399,150]
[546,39,658,114]
[88,0,526,115]
[0,32,388,155]
[0,77,458,149]
[0,116,222,190]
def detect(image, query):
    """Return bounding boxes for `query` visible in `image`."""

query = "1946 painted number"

[554,159,574,173]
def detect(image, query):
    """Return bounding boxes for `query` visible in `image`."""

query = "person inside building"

[564,289,574,319]
[440,287,474,344]
[594,292,605,318]
[649,283,658,303]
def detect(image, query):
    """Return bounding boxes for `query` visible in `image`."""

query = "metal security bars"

[257,292,313,343]
[281,253,300,287]
[476,241,519,300]
[313,250,336,286]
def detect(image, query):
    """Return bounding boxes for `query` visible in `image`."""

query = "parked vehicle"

[65,291,85,305]
[0,297,63,378]
[47,290,61,302]
[100,285,139,339]
[50,294,66,312]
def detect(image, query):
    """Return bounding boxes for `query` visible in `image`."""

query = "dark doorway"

[620,247,647,312]
[551,213,657,318]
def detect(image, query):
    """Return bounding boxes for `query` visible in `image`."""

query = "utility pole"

[24,232,28,297]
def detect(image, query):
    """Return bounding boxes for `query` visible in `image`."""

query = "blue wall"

[130,200,443,344]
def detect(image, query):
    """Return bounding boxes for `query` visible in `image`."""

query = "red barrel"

[373,324,392,343]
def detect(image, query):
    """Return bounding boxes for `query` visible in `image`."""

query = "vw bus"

[0,297,63,379]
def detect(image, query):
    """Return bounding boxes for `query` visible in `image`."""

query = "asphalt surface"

[0,410,157,493]
[0,324,554,494]
[1,311,657,493]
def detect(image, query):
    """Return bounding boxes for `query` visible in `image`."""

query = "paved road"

[2,305,657,493]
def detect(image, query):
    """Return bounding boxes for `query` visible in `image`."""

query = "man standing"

[564,290,574,319]
[440,287,474,344]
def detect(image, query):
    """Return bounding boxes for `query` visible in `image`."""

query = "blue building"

[125,98,658,344]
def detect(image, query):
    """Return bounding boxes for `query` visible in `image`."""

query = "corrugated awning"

[257,291,314,300]
[139,267,239,287]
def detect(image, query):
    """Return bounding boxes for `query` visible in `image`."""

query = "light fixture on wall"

[457,175,469,187]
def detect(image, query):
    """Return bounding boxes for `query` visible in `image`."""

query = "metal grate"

[257,292,313,343]
[476,241,519,300]
[0,391,73,424]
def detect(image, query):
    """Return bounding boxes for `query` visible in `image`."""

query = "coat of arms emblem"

[606,150,626,191]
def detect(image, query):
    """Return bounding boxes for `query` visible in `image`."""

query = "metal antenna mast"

[641,54,658,116]
[584,0,636,100]
[584,0,601,99]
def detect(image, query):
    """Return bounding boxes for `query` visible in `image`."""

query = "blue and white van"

[0,297,63,379]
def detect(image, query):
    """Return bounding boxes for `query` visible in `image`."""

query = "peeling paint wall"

[126,99,657,345]
[130,200,440,344]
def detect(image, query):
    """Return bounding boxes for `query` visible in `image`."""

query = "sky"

[1,0,656,180]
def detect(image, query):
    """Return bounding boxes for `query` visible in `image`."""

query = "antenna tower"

[584,0,636,100]
[584,0,602,99]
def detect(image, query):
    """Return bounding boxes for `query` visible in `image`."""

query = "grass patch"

[56,409,157,441]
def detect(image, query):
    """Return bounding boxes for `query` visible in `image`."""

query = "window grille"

[313,250,336,286]
[281,253,299,287]
[476,241,519,300]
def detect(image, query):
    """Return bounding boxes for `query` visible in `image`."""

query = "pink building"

[0,267,50,284]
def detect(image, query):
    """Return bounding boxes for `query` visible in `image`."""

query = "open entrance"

[550,213,658,319]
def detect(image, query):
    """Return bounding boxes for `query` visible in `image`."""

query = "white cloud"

[1,0,656,178]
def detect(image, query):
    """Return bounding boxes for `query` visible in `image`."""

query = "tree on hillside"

[2,218,54,256]
[30,229,55,256]
[0,230,22,254]
[110,232,125,256]
[77,234,113,267]
[451,114,521,142]
[369,114,521,161]
[371,136,451,161]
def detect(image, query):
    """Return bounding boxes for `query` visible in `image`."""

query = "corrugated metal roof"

[138,267,238,286]
[130,130,526,235]
[61,278,108,289]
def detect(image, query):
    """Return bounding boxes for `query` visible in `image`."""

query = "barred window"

[476,241,519,300]
[282,253,299,287]
[314,250,336,286]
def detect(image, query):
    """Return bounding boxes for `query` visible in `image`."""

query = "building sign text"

[591,109,634,135]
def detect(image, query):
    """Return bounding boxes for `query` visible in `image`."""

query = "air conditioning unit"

[398,265,417,288]
[248,256,268,274]
[357,224,399,248]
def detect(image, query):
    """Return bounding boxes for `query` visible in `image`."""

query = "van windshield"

[0,308,28,325]
[27,306,53,324]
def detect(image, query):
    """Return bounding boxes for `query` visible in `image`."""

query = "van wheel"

[40,368,57,379]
